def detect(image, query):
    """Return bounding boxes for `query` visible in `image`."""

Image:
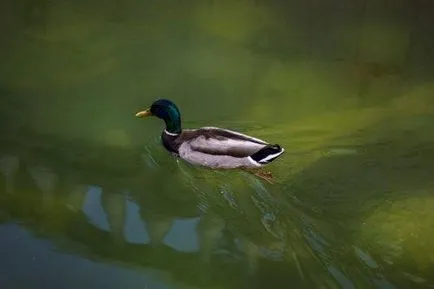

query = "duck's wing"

[178,127,268,158]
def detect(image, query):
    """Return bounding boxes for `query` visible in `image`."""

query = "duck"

[135,99,284,183]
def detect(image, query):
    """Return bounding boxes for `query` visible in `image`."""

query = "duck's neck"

[163,116,182,135]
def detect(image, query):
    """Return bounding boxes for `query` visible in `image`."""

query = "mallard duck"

[135,99,284,183]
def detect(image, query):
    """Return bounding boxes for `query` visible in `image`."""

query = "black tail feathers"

[250,144,284,164]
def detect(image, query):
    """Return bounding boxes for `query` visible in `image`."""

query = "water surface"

[1,1,434,288]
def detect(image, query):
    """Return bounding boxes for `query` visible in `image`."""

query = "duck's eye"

[154,107,168,118]
[151,106,160,116]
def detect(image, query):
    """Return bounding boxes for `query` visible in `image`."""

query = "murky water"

[1,1,434,288]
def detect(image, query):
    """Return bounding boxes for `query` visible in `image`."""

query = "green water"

[1,1,434,288]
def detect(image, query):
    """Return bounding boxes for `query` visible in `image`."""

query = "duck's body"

[136,99,284,181]
[161,126,284,169]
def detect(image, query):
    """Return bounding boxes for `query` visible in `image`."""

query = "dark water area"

[1,0,434,288]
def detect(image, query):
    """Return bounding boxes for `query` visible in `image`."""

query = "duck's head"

[136,99,182,134]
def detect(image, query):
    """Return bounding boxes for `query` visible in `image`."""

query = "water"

[1,1,434,288]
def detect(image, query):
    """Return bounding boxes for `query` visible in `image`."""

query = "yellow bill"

[135,109,152,118]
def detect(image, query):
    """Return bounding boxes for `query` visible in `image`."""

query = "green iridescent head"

[135,99,182,134]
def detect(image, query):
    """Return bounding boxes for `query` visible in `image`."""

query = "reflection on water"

[1,108,434,289]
